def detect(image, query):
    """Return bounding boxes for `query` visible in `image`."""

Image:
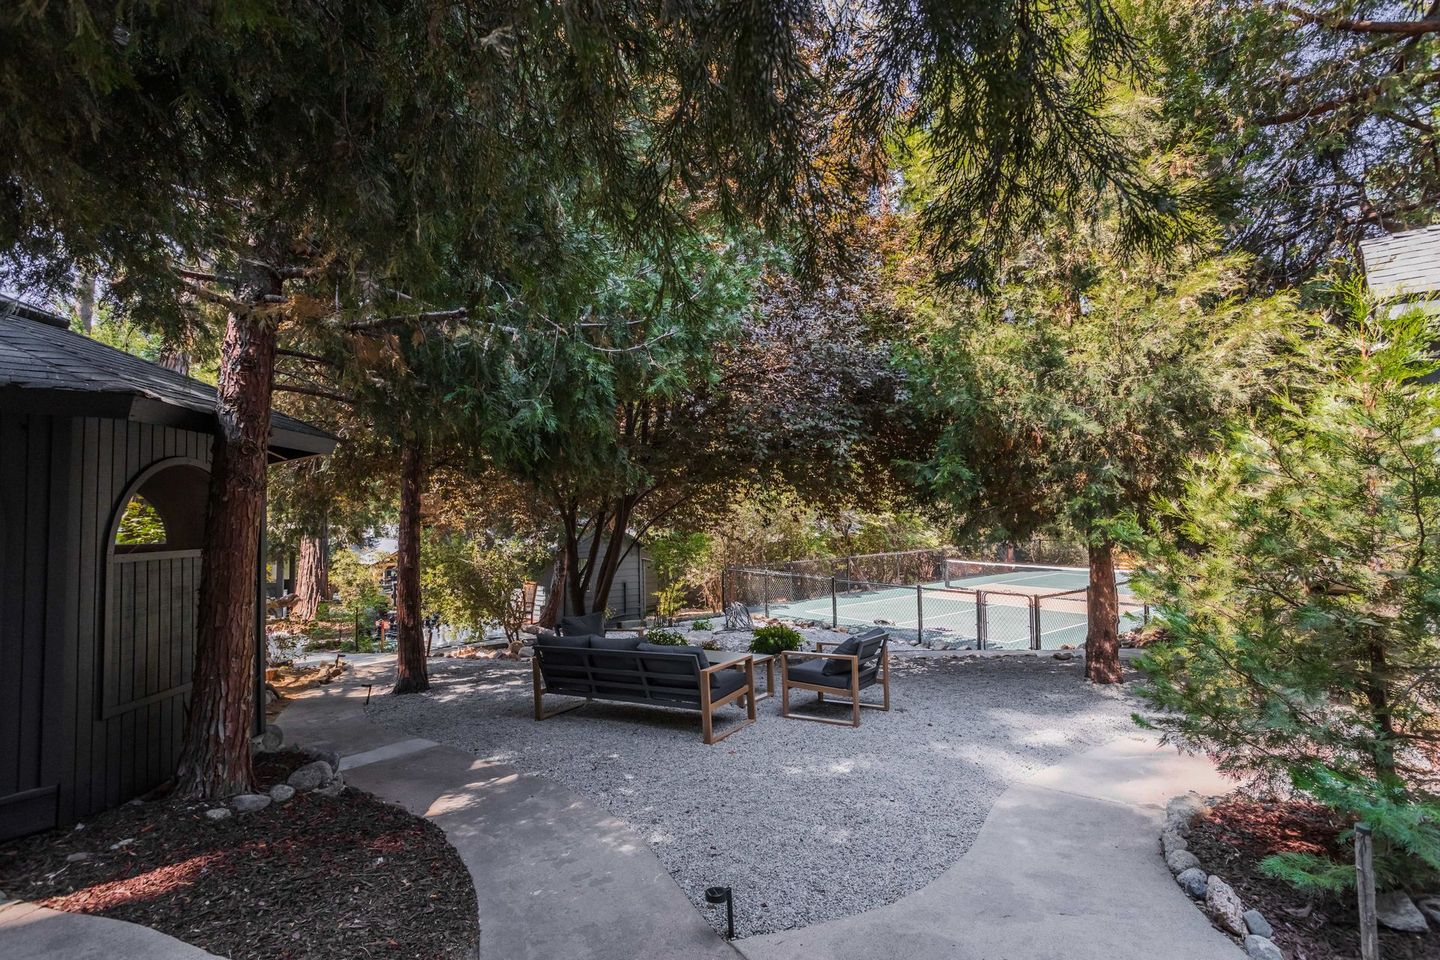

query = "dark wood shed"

[0,298,335,841]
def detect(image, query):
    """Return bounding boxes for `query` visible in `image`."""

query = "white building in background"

[1359,225,1440,312]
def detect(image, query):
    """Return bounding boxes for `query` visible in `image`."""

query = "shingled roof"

[0,297,335,461]
[1359,225,1440,299]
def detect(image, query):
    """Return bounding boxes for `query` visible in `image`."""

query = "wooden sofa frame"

[779,638,891,727]
[532,647,756,745]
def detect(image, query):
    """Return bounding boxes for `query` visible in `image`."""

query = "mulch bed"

[1188,794,1437,960]
[0,750,477,959]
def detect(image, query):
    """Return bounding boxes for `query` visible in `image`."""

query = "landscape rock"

[269,783,296,803]
[231,793,271,814]
[204,807,232,822]
[313,748,341,772]
[1161,830,1188,856]
[1206,876,1247,936]
[287,760,333,792]
[1166,849,1201,875]
[1243,908,1273,938]
[315,780,346,798]
[65,851,93,863]
[1376,890,1429,933]
[1165,792,1210,836]
[1052,651,1074,661]
[1416,895,1440,926]
[1176,867,1208,899]
[254,724,283,753]
[1243,935,1283,960]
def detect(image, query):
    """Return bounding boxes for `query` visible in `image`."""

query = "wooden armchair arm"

[781,650,858,664]
[701,654,753,675]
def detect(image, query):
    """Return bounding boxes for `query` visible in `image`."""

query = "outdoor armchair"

[779,627,891,727]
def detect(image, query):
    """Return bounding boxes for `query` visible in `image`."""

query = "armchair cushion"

[558,612,607,637]
[821,636,863,674]
[789,658,880,690]
[710,668,749,699]
[822,628,888,674]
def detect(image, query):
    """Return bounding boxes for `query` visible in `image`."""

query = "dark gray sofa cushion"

[636,642,707,675]
[822,628,888,674]
[710,668,749,699]
[591,634,643,652]
[790,658,880,689]
[559,612,606,637]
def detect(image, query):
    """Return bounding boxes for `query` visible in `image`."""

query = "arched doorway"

[102,459,209,719]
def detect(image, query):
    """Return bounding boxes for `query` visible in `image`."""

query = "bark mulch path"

[0,751,477,959]
[1188,795,1437,960]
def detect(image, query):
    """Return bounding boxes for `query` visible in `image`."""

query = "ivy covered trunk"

[1085,540,1123,684]
[292,532,326,621]
[175,303,277,798]
[392,441,429,694]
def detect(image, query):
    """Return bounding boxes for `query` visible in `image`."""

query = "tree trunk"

[1085,540,1123,684]
[76,274,95,332]
[538,549,566,629]
[292,533,326,621]
[391,441,429,695]
[174,304,277,798]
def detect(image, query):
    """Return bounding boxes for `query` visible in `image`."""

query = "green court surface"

[755,575,1144,651]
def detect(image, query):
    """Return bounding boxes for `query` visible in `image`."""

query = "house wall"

[0,414,214,840]
[539,535,657,621]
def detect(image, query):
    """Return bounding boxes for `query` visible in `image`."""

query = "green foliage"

[1135,283,1440,891]
[328,549,388,622]
[114,495,166,546]
[690,618,714,631]
[421,532,543,654]
[912,244,1294,546]
[645,629,687,646]
[750,625,804,655]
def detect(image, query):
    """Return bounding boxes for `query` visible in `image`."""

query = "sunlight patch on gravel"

[364,653,1142,937]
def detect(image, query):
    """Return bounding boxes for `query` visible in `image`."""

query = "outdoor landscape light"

[705,886,735,940]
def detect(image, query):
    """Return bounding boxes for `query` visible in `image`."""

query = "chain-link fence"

[723,549,1149,650]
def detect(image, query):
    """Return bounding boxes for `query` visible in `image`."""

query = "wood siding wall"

[0,414,212,839]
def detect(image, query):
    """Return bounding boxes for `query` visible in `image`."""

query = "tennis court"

[728,556,1146,650]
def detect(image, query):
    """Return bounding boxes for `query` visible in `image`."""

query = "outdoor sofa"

[779,626,891,727]
[532,633,757,744]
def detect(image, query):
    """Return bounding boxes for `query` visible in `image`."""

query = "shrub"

[646,629,687,646]
[751,625,803,655]
[690,618,714,631]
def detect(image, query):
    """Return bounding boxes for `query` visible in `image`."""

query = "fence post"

[1143,602,1151,625]
[763,573,770,618]
[831,577,838,629]
[916,585,924,643]
[976,592,987,651]
[1356,823,1380,960]
[1030,596,1041,651]
[721,569,728,614]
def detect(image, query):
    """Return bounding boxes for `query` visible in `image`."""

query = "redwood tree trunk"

[392,441,429,694]
[1085,540,1123,684]
[292,533,326,621]
[175,305,277,798]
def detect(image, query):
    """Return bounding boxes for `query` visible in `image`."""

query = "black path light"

[705,886,735,940]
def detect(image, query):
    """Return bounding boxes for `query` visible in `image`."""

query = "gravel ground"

[365,653,1140,937]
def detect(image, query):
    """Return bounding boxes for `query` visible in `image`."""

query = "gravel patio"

[364,652,1142,937]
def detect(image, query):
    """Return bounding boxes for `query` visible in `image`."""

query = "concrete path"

[286,656,1242,960]
[0,901,221,959]
[281,658,740,960]
[735,735,1244,960]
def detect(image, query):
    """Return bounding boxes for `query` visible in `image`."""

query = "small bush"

[690,618,714,631]
[751,625,804,655]
[646,629,687,646]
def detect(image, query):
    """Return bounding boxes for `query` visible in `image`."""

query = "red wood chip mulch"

[1188,794,1437,960]
[0,751,478,959]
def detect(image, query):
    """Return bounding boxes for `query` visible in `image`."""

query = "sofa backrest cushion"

[559,612,606,637]
[537,632,593,673]
[591,634,643,652]
[636,642,706,677]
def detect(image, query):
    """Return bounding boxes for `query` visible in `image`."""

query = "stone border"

[1162,793,1284,960]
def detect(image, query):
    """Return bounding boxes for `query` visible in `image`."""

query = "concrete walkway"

[281,658,740,960]
[0,901,221,959]
[286,657,1242,960]
[735,735,1244,960]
